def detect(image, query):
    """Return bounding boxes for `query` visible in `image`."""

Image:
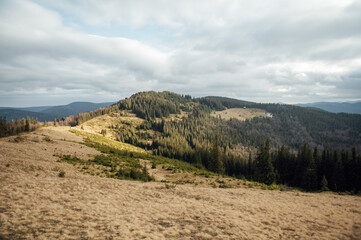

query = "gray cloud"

[0,0,360,107]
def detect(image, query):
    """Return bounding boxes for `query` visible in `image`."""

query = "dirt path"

[1,127,360,239]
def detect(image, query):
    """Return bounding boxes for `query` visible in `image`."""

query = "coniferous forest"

[2,91,361,193]
[95,91,361,193]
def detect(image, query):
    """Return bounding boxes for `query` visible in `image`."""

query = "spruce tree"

[209,135,224,174]
[25,116,30,132]
[333,150,345,191]
[254,139,275,185]
[300,144,317,190]
[247,152,253,178]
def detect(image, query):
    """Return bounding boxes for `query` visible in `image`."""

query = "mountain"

[70,91,361,151]
[64,91,361,192]
[0,102,114,121]
[40,102,114,119]
[2,91,361,193]
[296,101,361,114]
[0,106,52,112]
[0,109,56,122]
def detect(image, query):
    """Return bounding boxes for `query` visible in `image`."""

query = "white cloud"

[0,0,361,106]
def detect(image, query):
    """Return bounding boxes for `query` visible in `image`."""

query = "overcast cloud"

[0,0,360,107]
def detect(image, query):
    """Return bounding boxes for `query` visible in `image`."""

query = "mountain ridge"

[296,101,361,114]
[0,101,115,121]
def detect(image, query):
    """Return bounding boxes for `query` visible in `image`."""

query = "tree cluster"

[249,141,361,192]
[0,116,40,137]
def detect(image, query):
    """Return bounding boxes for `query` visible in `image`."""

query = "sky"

[0,0,361,107]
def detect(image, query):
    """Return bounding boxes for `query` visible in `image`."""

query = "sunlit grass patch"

[70,129,146,153]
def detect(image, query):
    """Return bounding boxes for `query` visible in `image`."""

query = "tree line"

[0,116,41,137]
[243,140,361,193]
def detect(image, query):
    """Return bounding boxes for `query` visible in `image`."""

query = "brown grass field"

[1,127,361,239]
[211,108,271,121]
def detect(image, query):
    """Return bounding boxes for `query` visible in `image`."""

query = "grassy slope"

[1,126,360,239]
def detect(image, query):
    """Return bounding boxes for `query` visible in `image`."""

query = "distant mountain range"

[0,102,115,121]
[296,101,361,114]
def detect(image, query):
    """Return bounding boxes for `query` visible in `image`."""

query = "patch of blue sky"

[59,12,174,50]
[79,24,175,50]
[33,1,175,50]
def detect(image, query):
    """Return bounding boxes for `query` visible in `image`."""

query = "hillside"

[1,126,360,239]
[211,108,272,121]
[297,101,361,114]
[198,96,361,150]
[58,91,361,193]
[1,91,360,193]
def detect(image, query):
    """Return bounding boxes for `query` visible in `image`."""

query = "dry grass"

[0,127,360,239]
[211,108,272,121]
[76,113,145,140]
[71,129,146,154]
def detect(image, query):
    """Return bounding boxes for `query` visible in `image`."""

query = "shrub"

[219,183,232,188]
[14,136,26,142]
[43,136,52,142]
[100,129,107,136]
[320,176,329,192]
[165,183,177,189]
[268,184,280,190]
[58,171,65,178]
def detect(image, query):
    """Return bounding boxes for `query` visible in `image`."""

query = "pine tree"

[300,144,317,190]
[25,116,30,132]
[333,150,345,191]
[209,135,224,174]
[254,139,275,185]
[247,152,253,178]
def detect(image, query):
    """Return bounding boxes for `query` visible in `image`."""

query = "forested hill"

[72,91,361,152]
[198,96,361,150]
[8,90,358,192]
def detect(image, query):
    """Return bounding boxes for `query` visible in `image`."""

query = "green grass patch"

[70,129,145,153]
[219,183,233,188]
[57,154,84,165]
[67,128,215,181]
[71,129,214,175]
[268,184,281,190]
